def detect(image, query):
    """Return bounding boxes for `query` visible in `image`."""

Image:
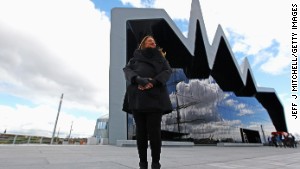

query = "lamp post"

[68,121,73,141]
[51,93,64,144]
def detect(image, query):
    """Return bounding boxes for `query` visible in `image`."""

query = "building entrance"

[240,128,261,143]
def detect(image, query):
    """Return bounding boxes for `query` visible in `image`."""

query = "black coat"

[122,48,173,114]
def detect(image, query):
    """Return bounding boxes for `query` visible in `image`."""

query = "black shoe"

[139,162,148,169]
[151,162,161,169]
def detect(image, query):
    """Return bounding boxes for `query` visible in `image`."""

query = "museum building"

[109,0,287,145]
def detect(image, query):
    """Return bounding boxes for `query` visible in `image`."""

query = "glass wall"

[127,68,276,144]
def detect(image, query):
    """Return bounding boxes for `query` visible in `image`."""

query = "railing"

[0,133,87,145]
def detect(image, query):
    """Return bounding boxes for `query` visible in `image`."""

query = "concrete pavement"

[0,144,299,169]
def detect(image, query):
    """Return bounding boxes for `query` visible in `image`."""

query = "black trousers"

[133,111,162,163]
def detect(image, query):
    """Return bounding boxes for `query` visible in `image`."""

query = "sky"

[0,0,299,139]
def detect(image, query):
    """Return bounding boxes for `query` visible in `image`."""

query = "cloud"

[153,0,192,21]
[162,78,225,134]
[0,104,95,137]
[120,0,151,8]
[0,0,110,137]
[237,108,254,116]
[225,99,237,107]
[225,98,255,116]
[260,51,290,75]
[119,0,192,20]
[0,0,110,110]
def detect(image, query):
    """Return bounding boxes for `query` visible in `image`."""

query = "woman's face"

[144,37,156,48]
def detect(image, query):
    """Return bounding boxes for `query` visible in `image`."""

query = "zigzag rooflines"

[110,0,287,131]
[188,0,285,131]
[113,0,265,92]
[180,0,282,98]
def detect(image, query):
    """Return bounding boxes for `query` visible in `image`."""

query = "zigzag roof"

[111,0,287,131]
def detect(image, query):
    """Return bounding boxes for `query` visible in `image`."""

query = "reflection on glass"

[98,121,108,130]
[127,68,276,144]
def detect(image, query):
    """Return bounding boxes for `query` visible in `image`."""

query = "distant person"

[291,134,297,148]
[267,136,272,146]
[123,35,172,169]
[276,134,283,147]
[286,133,293,148]
[271,134,278,147]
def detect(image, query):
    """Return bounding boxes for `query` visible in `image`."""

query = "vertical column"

[109,9,128,145]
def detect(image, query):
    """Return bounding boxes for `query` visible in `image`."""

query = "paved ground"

[0,144,299,169]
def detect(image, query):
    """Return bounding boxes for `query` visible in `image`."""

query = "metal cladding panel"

[235,69,257,97]
[256,92,287,132]
[211,37,244,92]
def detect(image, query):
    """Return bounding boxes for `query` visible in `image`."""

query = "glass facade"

[98,121,108,130]
[94,117,109,141]
[127,68,276,144]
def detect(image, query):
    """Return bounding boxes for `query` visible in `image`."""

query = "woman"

[123,35,172,169]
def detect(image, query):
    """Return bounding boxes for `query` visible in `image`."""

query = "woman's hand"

[138,83,153,90]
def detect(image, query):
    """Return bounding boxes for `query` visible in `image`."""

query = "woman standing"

[123,35,172,169]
